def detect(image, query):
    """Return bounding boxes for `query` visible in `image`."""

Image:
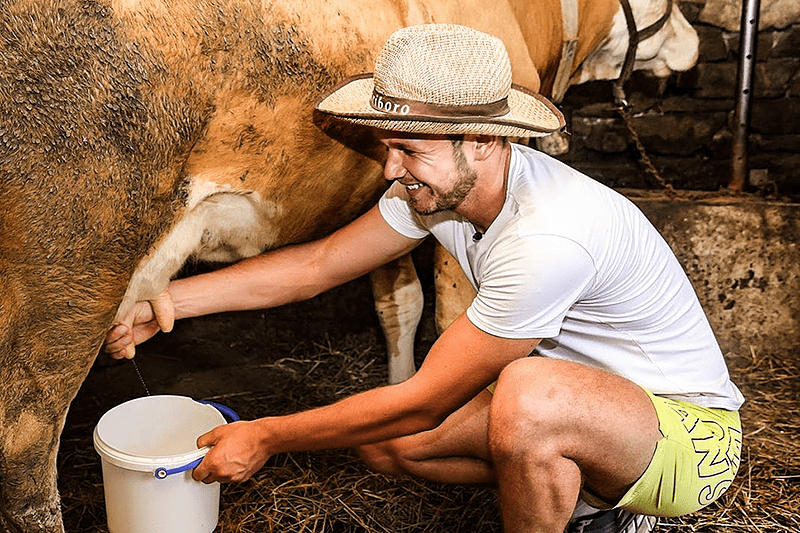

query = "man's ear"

[467,134,505,162]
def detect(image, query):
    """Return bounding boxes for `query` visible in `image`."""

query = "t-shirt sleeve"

[377,181,431,239]
[466,234,597,339]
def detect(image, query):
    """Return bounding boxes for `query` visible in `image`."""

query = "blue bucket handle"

[197,400,240,423]
[154,457,203,479]
[154,399,239,480]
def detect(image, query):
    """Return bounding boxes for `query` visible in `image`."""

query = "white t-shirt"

[379,143,743,410]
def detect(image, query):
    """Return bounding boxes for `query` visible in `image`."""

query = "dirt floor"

[58,241,799,532]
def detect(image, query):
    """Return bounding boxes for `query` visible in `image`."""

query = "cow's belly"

[114,190,277,323]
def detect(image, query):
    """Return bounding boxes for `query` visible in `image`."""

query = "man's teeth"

[407,184,423,190]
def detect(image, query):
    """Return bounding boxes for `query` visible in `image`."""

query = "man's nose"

[383,149,407,181]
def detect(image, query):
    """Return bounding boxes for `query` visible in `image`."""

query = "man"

[105,24,743,533]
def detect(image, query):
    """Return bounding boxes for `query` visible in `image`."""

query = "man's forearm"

[255,381,445,455]
[193,377,448,483]
[168,242,326,320]
[165,205,419,322]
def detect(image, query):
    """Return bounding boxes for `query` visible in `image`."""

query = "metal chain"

[616,104,677,197]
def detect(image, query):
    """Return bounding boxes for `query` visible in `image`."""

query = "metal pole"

[730,0,761,192]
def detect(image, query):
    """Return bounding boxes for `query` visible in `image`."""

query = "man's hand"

[192,420,272,483]
[103,291,175,359]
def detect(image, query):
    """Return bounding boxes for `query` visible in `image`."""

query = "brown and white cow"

[0,0,696,530]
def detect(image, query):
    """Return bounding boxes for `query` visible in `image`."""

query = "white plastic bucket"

[93,395,237,533]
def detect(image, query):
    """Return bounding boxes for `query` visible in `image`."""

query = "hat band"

[370,90,509,118]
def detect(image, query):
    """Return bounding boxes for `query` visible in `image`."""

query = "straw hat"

[315,24,565,138]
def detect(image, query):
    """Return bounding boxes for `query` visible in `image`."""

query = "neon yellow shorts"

[613,389,742,516]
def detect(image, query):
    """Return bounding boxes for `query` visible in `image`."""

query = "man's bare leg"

[359,358,661,532]
[488,357,661,533]
[357,388,495,484]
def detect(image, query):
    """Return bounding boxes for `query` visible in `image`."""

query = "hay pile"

[658,347,800,533]
[59,331,798,532]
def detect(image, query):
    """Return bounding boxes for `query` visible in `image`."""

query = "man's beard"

[409,144,478,215]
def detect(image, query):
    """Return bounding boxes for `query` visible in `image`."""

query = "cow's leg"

[433,244,476,336]
[0,345,95,532]
[0,383,68,533]
[0,264,117,533]
[369,254,423,384]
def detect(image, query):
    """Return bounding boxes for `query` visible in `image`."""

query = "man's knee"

[491,359,568,420]
[487,358,579,458]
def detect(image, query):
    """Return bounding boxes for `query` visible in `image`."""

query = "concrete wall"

[634,194,799,357]
[557,0,800,198]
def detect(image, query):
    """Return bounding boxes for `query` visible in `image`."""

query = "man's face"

[375,132,478,215]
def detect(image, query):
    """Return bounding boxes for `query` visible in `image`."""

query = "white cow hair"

[576,0,699,84]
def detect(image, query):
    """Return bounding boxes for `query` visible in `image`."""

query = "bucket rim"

[92,395,225,473]
[93,427,211,472]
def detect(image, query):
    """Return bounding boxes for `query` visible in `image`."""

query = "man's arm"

[169,204,419,317]
[104,204,421,357]
[192,312,541,483]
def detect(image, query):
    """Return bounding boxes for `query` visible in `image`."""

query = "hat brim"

[315,74,566,138]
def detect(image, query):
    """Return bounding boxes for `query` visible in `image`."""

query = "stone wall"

[557,0,800,199]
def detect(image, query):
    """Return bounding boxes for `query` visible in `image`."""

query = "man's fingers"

[103,295,169,360]
[193,428,222,482]
[103,325,134,358]
[131,320,163,346]
[196,425,222,450]
[119,344,136,360]
[104,341,136,360]
[150,290,175,333]
[104,324,130,345]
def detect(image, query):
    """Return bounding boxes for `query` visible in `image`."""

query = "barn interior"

[57,0,799,531]
[59,239,799,533]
